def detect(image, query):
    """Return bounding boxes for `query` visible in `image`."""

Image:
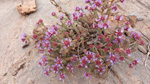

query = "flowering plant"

[21,0,144,82]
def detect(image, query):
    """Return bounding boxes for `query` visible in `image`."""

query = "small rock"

[128,15,136,27]
[17,0,37,15]
[128,12,143,21]
[138,45,147,54]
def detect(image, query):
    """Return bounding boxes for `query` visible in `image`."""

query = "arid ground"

[0,0,150,84]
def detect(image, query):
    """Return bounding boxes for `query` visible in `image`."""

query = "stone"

[128,15,137,27]
[138,45,147,54]
[17,0,37,15]
[128,12,143,21]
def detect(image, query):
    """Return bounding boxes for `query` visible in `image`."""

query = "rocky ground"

[0,0,150,84]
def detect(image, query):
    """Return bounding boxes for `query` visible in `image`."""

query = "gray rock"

[128,12,143,21]
[138,45,147,54]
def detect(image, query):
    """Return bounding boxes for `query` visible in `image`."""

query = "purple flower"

[66,63,73,73]
[41,55,48,66]
[72,13,79,21]
[58,72,67,82]
[95,0,102,7]
[21,33,27,42]
[83,72,92,79]
[78,11,84,17]
[131,32,141,40]
[75,7,81,11]
[115,15,124,21]
[102,21,111,29]
[79,56,88,68]
[71,54,78,62]
[38,60,43,67]
[43,69,49,76]
[61,38,73,48]
[85,51,96,61]
[108,52,118,65]
[120,0,125,4]
[92,23,98,28]
[60,14,64,21]
[54,57,63,66]
[111,4,118,12]
[95,15,108,22]
[66,20,73,26]
[97,67,105,74]
[85,0,91,3]
[51,64,59,73]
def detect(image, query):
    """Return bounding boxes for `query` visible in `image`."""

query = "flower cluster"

[21,0,144,82]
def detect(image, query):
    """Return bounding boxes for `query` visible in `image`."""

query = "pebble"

[138,45,147,54]
[128,12,143,21]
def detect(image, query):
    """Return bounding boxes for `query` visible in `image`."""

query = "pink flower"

[96,15,108,22]
[131,32,141,40]
[95,54,100,58]
[93,23,98,28]
[33,34,38,39]
[84,6,89,9]
[129,63,133,68]
[97,45,101,49]
[54,57,63,66]
[38,19,43,23]
[119,56,124,61]
[120,0,125,3]
[75,7,81,11]
[95,59,102,67]
[124,26,130,31]
[72,54,78,62]
[21,33,27,42]
[103,22,110,29]
[107,43,112,47]
[79,11,84,17]
[66,20,72,26]
[59,72,66,82]
[43,69,49,76]
[125,21,130,25]
[97,67,105,74]
[79,57,88,68]
[140,40,144,45]
[106,37,110,42]
[115,16,124,21]
[85,0,91,3]
[48,47,53,53]
[126,48,131,54]
[36,19,43,25]
[89,44,94,48]
[77,36,80,41]
[89,7,94,11]
[132,60,138,65]
[95,0,102,7]
[115,48,120,52]
[65,32,68,35]
[41,55,48,66]
[61,38,72,48]
[83,72,92,79]
[98,35,103,40]
[51,12,56,16]
[60,14,64,20]
[86,53,93,60]
[38,60,43,67]
[78,64,82,69]
[104,48,108,52]
[51,64,59,73]
[111,4,117,11]
[66,63,73,73]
